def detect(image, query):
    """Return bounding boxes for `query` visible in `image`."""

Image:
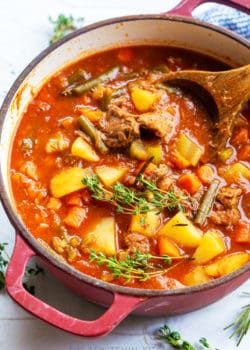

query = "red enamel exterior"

[3,0,250,337]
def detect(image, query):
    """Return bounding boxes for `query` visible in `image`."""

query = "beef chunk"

[210,208,241,226]
[124,233,150,254]
[98,104,175,149]
[98,105,140,148]
[217,186,242,209]
[137,111,175,140]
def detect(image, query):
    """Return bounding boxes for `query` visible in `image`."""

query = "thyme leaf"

[224,292,250,346]
[83,174,188,215]
[89,249,187,282]
[49,14,84,44]
[159,325,219,350]
[0,242,9,290]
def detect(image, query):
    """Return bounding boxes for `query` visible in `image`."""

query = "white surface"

[0,1,249,349]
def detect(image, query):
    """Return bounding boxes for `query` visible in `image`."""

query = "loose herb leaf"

[0,243,9,290]
[224,292,250,346]
[83,174,188,215]
[23,264,44,295]
[159,325,219,350]
[49,14,84,44]
[89,249,187,282]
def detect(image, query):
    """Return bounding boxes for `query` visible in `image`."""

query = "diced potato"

[176,134,204,166]
[82,217,116,255]
[130,209,161,237]
[71,137,99,162]
[219,162,250,183]
[146,143,163,164]
[171,151,191,169]
[95,166,127,187]
[192,231,226,264]
[204,252,249,277]
[183,266,211,286]
[131,88,158,112]
[130,139,162,164]
[130,139,148,161]
[63,207,86,228]
[45,132,70,154]
[50,167,93,198]
[158,236,181,257]
[158,212,202,248]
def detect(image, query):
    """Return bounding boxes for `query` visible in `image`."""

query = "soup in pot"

[10,46,250,290]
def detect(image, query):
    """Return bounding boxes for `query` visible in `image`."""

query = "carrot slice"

[65,192,83,207]
[158,236,181,257]
[234,221,250,243]
[178,173,202,195]
[196,165,214,184]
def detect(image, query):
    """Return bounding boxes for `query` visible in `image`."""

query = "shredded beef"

[217,186,242,209]
[210,208,241,226]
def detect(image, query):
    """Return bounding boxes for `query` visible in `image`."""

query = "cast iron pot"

[0,0,249,337]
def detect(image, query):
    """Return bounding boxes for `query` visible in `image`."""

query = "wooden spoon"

[161,64,250,157]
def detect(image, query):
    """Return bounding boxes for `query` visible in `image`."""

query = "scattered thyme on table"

[0,242,44,294]
[49,14,84,44]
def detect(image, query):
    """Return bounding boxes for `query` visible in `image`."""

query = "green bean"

[63,66,120,96]
[78,115,108,154]
[68,68,87,84]
[194,179,220,226]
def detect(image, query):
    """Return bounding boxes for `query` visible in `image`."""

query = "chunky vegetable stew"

[11,46,250,290]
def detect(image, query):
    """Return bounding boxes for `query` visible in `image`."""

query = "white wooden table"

[0,1,249,349]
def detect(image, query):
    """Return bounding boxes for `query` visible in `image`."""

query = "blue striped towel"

[196,4,250,40]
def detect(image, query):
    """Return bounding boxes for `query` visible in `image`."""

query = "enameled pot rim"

[0,13,249,298]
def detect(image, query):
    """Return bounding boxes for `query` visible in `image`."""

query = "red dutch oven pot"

[0,0,249,337]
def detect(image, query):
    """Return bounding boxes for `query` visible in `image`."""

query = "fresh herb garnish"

[159,325,219,350]
[23,264,45,295]
[49,14,84,44]
[89,249,187,282]
[83,174,188,215]
[0,242,9,290]
[224,292,250,346]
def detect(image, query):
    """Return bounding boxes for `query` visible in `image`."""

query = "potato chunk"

[82,217,116,255]
[95,166,127,187]
[130,209,161,237]
[183,266,210,286]
[192,231,226,264]
[50,167,93,198]
[71,137,100,162]
[158,212,202,248]
[131,88,158,112]
[204,252,249,277]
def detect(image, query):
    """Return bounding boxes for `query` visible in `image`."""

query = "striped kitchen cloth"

[195,3,250,40]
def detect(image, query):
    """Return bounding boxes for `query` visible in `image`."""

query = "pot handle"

[165,0,250,17]
[6,233,143,337]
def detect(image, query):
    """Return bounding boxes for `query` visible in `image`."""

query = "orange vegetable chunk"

[158,236,181,257]
[64,207,86,228]
[178,173,202,195]
[196,165,214,184]
[234,221,250,243]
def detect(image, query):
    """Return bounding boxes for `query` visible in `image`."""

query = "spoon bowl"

[161,64,250,155]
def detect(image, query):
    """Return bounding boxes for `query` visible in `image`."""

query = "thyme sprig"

[89,249,187,282]
[159,325,219,350]
[49,14,84,44]
[0,242,9,290]
[83,174,188,215]
[224,292,250,346]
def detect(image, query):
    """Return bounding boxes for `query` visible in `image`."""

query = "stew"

[10,46,250,290]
